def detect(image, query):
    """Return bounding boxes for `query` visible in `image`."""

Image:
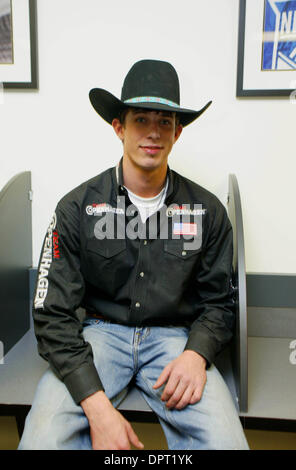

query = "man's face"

[112,108,183,173]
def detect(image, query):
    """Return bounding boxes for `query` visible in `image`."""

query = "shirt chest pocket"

[164,239,201,258]
[163,239,202,278]
[85,238,130,293]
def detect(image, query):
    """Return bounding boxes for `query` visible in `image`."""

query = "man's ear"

[112,118,124,141]
[174,124,183,143]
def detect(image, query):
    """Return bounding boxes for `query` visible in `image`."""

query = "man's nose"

[147,121,161,139]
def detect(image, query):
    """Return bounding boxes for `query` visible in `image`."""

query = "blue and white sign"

[262,0,296,70]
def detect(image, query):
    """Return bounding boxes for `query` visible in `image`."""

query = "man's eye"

[136,117,146,123]
[161,119,172,125]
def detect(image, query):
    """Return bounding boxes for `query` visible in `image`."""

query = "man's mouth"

[140,145,163,155]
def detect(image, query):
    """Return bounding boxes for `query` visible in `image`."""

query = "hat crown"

[121,60,180,106]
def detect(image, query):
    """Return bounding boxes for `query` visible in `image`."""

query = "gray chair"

[0,172,33,435]
[0,172,32,360]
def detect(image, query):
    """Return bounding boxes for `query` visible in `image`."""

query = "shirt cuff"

[184,326,218,368]
[63,363,105,405]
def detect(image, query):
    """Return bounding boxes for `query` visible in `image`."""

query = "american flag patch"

[173,223,197,236]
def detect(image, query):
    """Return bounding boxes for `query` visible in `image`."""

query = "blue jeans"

[18,318,249,450]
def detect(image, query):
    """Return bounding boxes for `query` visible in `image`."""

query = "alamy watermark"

[87,198,205,251]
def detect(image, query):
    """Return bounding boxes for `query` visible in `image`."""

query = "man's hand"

[153,350,207,410]
[81,391,144,450]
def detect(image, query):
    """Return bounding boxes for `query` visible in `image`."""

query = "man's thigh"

[135,326,249,450]
[82,318,136,400]
[19,319,136,449]
[18,367,91,450]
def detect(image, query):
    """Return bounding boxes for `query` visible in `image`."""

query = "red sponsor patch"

[53,231,60,259]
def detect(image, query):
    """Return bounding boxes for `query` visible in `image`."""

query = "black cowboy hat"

[89,59,212,127]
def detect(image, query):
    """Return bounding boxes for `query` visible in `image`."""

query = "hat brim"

[89,88,212,127]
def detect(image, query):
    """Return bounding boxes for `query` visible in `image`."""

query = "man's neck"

[122,158,168,198]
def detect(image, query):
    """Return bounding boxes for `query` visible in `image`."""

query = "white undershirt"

[125,178,168,223]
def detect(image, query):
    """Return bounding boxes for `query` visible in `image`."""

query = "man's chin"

[137,159,163,172]
[124,152,168,172]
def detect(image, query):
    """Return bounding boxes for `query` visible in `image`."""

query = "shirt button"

[140,272,144,277]
[182,251,187,256]
[135,302,141,308]
[144,240,148,245]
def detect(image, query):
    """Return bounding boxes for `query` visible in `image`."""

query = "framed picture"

[0,0,38,89]
[237,0,296,97]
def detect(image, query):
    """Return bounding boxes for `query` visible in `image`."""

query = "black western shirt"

[33,160,235,404]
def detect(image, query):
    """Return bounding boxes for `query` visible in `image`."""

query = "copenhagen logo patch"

[166,205,206,217]
[34,213,57,309]
[86,203,124,215]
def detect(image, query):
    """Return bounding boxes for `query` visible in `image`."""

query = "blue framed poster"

[237,0,296,96]
[262,0,296,70]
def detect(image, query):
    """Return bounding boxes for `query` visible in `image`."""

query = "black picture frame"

[236,0,296,97]
[1,0,38,89]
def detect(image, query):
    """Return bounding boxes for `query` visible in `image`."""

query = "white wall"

[1,0,295,273]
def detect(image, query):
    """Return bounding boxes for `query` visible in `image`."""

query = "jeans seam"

[218,387,248,449]
[138,368,183,430]
[138,369,195,450]
[132,329,140,374]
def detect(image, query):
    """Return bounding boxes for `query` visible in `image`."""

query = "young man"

[19,60,249,450]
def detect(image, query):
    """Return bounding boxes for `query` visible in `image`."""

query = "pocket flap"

[86,238,126,258]
[164,239,201,259]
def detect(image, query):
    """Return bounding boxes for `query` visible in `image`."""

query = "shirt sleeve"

[184,202,235,366]
[33,198,104,404]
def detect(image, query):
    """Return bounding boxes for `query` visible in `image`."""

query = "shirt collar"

[113,156,175,201]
